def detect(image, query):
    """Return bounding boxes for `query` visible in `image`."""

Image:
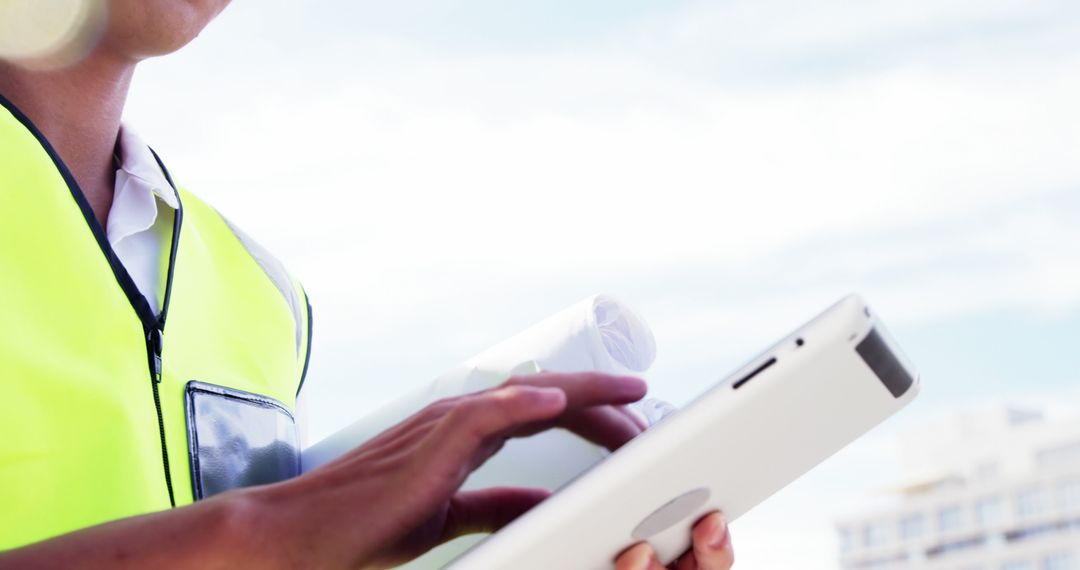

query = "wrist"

[201,487,295,570]
[235,474,361,569]
[246,470,392,570]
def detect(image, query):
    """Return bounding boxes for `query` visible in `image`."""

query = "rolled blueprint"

[301,295,659,569]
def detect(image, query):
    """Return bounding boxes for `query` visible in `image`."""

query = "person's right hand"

[244,372,649,569]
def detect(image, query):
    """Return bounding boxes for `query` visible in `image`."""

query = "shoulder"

[179,188,313,372]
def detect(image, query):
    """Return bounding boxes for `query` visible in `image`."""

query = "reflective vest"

[0,94,312,550]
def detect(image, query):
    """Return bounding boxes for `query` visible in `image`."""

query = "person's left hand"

[614,511,734,570]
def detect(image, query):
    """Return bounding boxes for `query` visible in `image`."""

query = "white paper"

[301,295,659,569]
[302,294,657,472]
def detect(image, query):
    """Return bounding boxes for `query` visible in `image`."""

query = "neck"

[0,53,135,228]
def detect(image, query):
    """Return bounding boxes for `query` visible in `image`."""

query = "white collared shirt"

[108,126,177,316]
[108,126,308,441]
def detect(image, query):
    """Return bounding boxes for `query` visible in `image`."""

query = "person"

[0,2,735,569]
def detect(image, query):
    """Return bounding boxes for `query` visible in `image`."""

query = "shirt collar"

[115,124,179,210]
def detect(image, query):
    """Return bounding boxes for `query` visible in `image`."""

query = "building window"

[1036,440,1080,470]
[1016,488,1048,518]
[1060,480,1080,510]
[1042,553,1076,570]
[938,506,963,532]
[899,514,924,539]
[863,523,888,547]
[975,460,1000,481]
[975,496,1004,526]
[839,528,854,553]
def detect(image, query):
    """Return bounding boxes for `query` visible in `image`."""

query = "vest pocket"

[185,381,300,500]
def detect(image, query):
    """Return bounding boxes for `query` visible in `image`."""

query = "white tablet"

[447,294,920,569]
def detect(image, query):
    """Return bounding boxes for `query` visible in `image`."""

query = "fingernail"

[708,513,729,549]
[534,387,566,406]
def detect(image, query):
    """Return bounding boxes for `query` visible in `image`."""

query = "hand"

[615,512,735,570]
[248,372,649,569]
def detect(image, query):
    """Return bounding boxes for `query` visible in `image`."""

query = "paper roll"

[302,294,657,472]
[300,295,658,569]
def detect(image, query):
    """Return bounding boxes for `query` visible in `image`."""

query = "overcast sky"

[122,1,1080,568]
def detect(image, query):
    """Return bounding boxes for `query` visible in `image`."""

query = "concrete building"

[835,407,1080,570]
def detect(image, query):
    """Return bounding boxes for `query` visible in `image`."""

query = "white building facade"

[835,408,1080,570]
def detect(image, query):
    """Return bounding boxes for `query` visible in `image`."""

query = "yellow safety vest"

[0,93,312,550]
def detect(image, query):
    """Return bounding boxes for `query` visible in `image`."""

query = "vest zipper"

[147,149,183,508]
[146,325,174,507]
[1,93,185,508]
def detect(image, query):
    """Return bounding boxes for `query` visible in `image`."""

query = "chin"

[105,0,229,59]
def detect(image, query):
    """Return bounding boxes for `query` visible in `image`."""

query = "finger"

[618,404,650,432]
[615,542,667,570]
[506,372,647,409]
[689,512,734,570]
[557,405,645,451]
[426,386,569,477]
[673,549,698,570]
[441,487,551,541]
[457,385,570,440]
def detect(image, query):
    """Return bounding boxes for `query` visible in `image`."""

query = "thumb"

[442,487,551,541]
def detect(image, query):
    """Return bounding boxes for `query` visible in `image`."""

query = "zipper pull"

[149,327,164,382]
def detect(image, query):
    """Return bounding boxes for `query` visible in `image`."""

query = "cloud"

[140,55,1080,260]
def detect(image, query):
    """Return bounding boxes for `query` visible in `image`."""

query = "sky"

[119,1,1080,568]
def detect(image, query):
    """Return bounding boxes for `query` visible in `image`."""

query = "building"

[835,407,1080,570]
